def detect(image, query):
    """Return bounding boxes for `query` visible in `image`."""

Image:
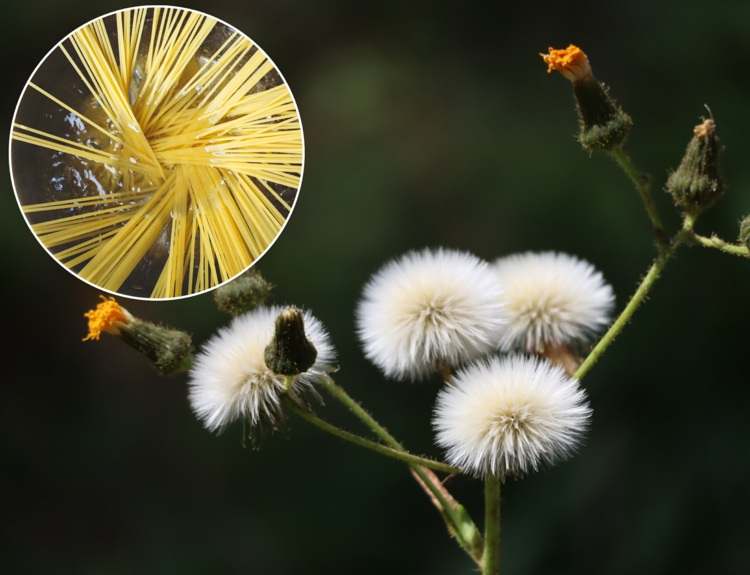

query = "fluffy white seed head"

[433,355,591,478]
[188,306,336,432]
[356,248,506,380]
[493,251,614,351]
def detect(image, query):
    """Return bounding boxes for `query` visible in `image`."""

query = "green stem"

[321,379,484,564]
[692,233,750,257]
[575,228,690,381]
[282,397,460,474]
[609,146,668,245]
[322,380,404,450]
[409,464,482,564]
[482,475,501,575]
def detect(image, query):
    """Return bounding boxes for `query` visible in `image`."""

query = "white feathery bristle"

[493,251,614,351]
[356,248,505,380]
[188,306,336,432]
[433,355,591,478]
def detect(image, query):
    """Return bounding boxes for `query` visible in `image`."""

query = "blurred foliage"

[2,0,750,574]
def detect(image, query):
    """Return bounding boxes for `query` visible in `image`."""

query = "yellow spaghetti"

[11,7,302,298]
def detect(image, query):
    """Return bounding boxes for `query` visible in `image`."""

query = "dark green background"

[3,1,750,574]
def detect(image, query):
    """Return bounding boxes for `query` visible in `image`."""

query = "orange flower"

[541,45,592,82]
[83,296,131,341]
[81,296,193,375]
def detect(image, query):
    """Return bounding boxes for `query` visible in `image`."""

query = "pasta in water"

[11,7,303,298]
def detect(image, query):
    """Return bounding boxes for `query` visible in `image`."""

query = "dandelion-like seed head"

[188,306,336,434]
[541,45,592,82]
[433,355,591,478]
[356,248,505,380]
[493,251,614,352]
[83,296,132,340]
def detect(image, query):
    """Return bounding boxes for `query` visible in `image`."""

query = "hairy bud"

[84,296,193,376]
[542,45,632,152]
[665,118,724,215]
[264,307,318,376]
[214,269,273,316]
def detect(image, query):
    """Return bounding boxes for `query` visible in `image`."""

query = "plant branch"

[408,468,483,566]
[282,397,460,474]
[322,379,406,450]
[575,226,691,381]
[609,146,669,246]
[482,475,502,575]
[574,151,703,382]
[321,378,484,565]
[692,232,749,257]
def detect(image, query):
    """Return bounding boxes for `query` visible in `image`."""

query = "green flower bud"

[264,307,318,376]
[665,118,724,215]
[83,297,193,376]
[573,78,632,152]
[118,319,194,376]
[214,269,273,316]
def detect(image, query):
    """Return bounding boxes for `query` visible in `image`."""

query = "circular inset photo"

[10,6,303,299]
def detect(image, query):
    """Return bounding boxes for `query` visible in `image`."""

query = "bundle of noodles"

[11,7,302,298]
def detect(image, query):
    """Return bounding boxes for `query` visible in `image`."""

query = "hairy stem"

[575,146,698,382]
[482,475,502,575]
[575,250,670,380]
[408,467,483,565]
[609,146,668,245]
[692,233,750,257]
[321,378,484,564]
[282,397,460,473]
[322,379,405,450]
[575,224,692,381]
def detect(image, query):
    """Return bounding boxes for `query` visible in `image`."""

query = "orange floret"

[694,118,714,138]
[83,296,129,341]
[541,45,592,82]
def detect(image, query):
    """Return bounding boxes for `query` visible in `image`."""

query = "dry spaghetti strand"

[11,7,302,297]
